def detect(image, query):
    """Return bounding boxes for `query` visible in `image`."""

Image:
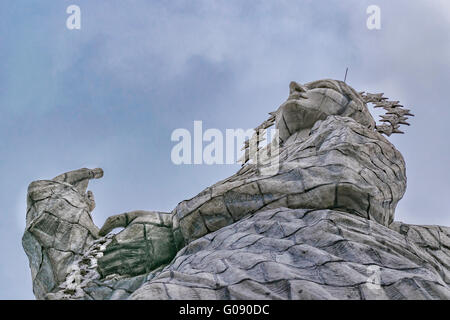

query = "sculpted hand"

[97,211,179,277]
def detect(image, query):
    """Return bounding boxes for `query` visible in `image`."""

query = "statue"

[23,79,449,300]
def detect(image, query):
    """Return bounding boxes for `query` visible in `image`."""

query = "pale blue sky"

[1,0,449,299]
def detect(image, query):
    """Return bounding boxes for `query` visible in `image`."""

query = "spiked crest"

[359,91,415,136]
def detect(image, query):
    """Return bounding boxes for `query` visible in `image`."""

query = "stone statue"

[23,79,449,300]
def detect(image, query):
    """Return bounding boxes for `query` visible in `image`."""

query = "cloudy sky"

[1,0,449,299]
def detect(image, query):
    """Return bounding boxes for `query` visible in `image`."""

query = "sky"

[0,0,449,299]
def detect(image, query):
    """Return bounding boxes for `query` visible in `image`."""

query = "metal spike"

[241,140,249,151]
[383,101,401,107]
[262,122,274,130]
[239,149,250,163]
[375,124,393,136]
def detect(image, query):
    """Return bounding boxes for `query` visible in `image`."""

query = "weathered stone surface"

[129,208,449,300]
[23,169,102,299]
[22,79,449,300]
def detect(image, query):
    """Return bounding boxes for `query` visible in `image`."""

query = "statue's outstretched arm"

[53,168,104,194]
[99,210,155,236]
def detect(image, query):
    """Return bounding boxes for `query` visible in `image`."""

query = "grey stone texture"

[131,208,450,300]
[22,79,449,299]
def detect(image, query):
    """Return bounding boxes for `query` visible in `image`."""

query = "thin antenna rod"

[344,67,349,83]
